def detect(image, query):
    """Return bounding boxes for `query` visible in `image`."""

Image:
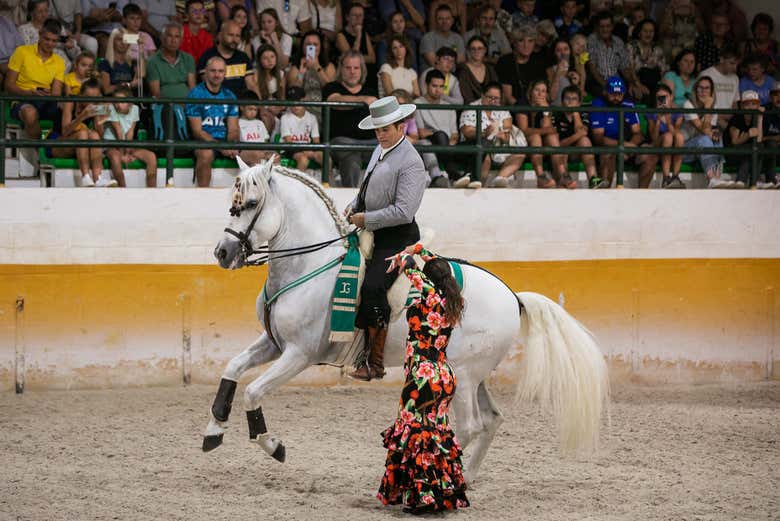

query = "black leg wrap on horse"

[211,378,237,422]
[246,407,268,439]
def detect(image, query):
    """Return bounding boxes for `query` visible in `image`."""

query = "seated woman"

[229,4,255,63]
[253,44,286,134]
[628,19,668,106]
[376,11,418,73]
[546,38,582,108]
[515,80,574,189]
[99,29,142,96]
[646,84,686,188]
[378,35,419,98]
[458,36,498,105]
[335,3,377,90]
[51,79,112,187]
[286,31,337,124]
[252,8,292,70]
[662,49,696,108]
[680,75,727,188]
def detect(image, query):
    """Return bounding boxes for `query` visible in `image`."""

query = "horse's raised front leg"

[243,345,311,463]
[202,333,281,452]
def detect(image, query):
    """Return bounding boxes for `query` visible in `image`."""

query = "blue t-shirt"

[645,112,683,135]
[185,82,239,140]
[589,97,640,140]
[739,75,772,105]
[98,59,135,86]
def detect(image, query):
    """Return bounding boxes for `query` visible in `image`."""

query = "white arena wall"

[0,189,778,391]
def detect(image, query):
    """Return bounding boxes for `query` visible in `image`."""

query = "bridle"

[223,194,352,266]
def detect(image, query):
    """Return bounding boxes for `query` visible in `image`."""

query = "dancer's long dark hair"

[423,258,464,326]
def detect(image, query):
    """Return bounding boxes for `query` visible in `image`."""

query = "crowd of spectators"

[0,0,778,188]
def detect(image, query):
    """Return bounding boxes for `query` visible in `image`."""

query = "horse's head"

[214,155,284,269]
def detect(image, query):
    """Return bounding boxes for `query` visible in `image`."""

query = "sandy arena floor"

[1,381,778,520]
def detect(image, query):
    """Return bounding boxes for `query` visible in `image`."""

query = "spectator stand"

[1,94,779,189]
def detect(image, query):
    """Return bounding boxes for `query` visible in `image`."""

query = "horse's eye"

[245,200,258,209]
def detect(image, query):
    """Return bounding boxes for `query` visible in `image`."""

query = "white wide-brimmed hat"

[358,96,416,130]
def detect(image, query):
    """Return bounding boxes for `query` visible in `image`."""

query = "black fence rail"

[1,95,776,187]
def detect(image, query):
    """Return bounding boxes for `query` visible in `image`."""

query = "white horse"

[203,157,609,481]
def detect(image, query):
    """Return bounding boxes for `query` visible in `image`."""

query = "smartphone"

[108,2,117,9]
[59,35,69,43]
[93,105,109,116]
[122,33,140,45]
[305,44,316,60]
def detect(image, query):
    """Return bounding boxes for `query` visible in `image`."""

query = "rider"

[345,96,427,381]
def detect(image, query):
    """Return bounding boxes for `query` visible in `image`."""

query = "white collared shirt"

[378,135,406,161]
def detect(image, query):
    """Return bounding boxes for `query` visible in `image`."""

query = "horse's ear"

[235,155,250,171]
[261,154,278,181]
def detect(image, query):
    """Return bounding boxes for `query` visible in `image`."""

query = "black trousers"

[356,220,420,329]
[429,130,465,176]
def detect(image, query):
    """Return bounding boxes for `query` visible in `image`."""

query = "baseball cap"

[741,90,760,102]
[606,76,625,95]
[771,81,780,92]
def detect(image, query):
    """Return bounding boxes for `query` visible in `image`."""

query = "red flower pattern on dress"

[378,250,469,514]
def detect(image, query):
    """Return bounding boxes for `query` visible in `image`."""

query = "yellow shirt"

[64,72,83,95]
[8,44,66,92]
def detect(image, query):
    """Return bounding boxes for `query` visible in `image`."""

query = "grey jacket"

[351,137,427,232]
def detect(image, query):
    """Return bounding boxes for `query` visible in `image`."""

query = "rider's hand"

[348,212,365,228]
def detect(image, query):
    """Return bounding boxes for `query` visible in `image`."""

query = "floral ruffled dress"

[377,249,469,514]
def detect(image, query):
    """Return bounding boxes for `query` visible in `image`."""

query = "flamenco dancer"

[377,243,470,515]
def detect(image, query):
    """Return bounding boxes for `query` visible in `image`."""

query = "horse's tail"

[514,292,610,455]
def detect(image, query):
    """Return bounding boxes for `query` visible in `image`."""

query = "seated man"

[590,76,658,188]
[322,51,378,187]
[419,46,463,105]
[186,55,240,187]
[414,69,461,187]
[419,4,464,67]
[5,17,66,164]
[147,22,196,142]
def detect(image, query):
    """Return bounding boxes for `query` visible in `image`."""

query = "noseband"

[224,198,351,266]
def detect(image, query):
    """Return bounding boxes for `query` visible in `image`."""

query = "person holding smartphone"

[82,0,126,57]
[5,18,66,169]
[646,84,686,188]
[285,30,336,123]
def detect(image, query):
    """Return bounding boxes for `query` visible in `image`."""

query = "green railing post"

[474,105,483,183]
[322,104,330,185]
[0,98,5,187]
[165,102,174,183]
[616,105,625,187]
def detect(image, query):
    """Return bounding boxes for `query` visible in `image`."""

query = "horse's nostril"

[217,248,227,260]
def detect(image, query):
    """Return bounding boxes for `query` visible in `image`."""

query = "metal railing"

[1,94,776,187]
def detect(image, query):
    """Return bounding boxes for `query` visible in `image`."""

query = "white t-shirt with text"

[280,110,319,143]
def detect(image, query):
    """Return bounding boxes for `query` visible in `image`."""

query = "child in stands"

[64,51,96,96]
[280,86,322,179]
[238,90,273,166]
[104,85,158,187]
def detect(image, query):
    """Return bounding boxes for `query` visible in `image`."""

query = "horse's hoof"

[202,434,224,452]
[271,443,286,463]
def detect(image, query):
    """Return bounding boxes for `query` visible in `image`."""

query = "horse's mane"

[234,163,350,236]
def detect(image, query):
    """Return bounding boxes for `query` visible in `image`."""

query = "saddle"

[357,227,437,322]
